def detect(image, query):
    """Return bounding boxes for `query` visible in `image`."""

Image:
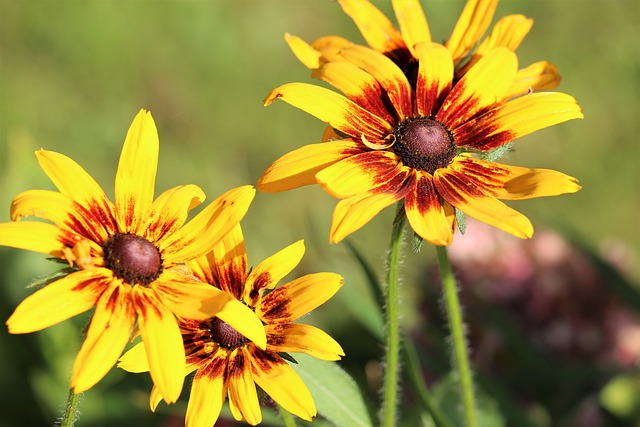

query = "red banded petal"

[132,286,185,404]
[209,224,248,299]
[330,191,407,244]
[71,281,135,393]
[404,172,453,246]
[7,268,112,333]
[257,272,343,324]
[258,140,362,193]
[161,185,255,262]
[250,347,316,421]
[337,0,406,55]
[506,61,561,99]
[186,361,227,427]
[0,221,74,258]
[312,61,395,123]
[392,0,431,57]
[339,46,413,120]
[118,342,149,373]
[266,323,345,361]
[115,109,159,234]
[437,48,518,131]
[415,42,454,117]
[434,168,533,239]
[143,184,205,245]
[245,240,305,305]
[285,33,322,69]
[264,83,392,139]
[316,150,408,198]
[227,348,261,425]
[454,92,583,151]
[446,0,498,64]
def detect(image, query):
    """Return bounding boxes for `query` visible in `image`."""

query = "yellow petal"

[434,168,533,239]
[257,140,361,193]
[438,48,518,131]
[316,150,408,198]
[310,35,355,63]
[118,342,150,373]
[258,273,343,324]
[454,92,584,151]
[71,282,135,393]
[132,286,185,404]
[506,61,561,99]
[160,185,255,261]
[186,364,227,427]
[476,14,533,54]
[215,298,267,350]
[264,82,392,140]
[115,109,159,234]
[337,0,405,55]
[7,268,112,333]
[330,192,405,244]
[446,0,498,64]
[0,221,71,258]
[404,172,453,246]
[392,0,431,57]
[227,348,261,425]
[266,323,345,361]
[143,184,205,245]
[285,33,322,69]
[250,347,316,421]
[414,42,454,117]
[150,385,164,412]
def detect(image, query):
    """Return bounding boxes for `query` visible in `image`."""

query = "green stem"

[278,405,298,427]
[380,203,406,427]
[435,245,478,427]
[59,388,80,427]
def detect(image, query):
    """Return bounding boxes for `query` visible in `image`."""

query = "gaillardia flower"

[258,45,583,245]
[286,0,560,99]
[0,109,266,402]
[119,225,344,426]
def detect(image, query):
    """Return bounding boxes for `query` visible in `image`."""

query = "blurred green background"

[0,1,638,426]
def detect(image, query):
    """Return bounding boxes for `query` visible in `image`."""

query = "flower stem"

[435,245,478,427]
[278,405,298,427]
[59,388,80,427]
[381,203,406,427]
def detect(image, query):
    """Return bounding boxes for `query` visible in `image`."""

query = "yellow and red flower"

[0,109,266,402]
[119,225,344,426]
[258,44,583,245]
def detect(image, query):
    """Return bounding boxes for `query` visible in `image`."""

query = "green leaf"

[454,208,466,235]
[291,354,374,427]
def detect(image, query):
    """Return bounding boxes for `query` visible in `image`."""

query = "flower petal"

[257,140,362,193]
[316,150,409,198]
[227,348,261,425]
[143,184,205,246]
[438,48,518,131]
[454,92,584,151]
[186,359,227,427]
[476,14,533,54]
[392,0,431,57]
[0,221,73,257]
[446,0,498,64]
[160,185,255,262]
[132,286,185,404]
[264,83,392,139]
[71,281,135,393]
[118,342,150,373]
[310,35,356,63]
[245,240,305,305]
[506,61,561,99]
[285,32,322,69]
[434,167,533,238]
[209,224,248,299]
[257,273,343,324]
[404,172,454,246]
[339,46,413,120]
[330,192,407,244]
[415,42,454,117]
[266,323,345,361]
[250,347,316,422]
[114,109,159,234]
[6,268,112,333]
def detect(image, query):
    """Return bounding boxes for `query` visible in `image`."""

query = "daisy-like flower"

[119,225,344,426]
[0,109,266,402]
[286,0,560,99]
[258,45,583,245]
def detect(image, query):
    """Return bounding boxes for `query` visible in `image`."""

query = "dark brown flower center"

[209,317,249,349]
[103,233,162,285]
[392,117,457,174]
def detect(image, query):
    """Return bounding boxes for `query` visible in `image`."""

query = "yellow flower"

[119,225,344,426]
[0,109,266,403]
[258,45,583,245]
[286,0,560,98]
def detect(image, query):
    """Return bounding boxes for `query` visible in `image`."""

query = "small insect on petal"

[62,239,95,270]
